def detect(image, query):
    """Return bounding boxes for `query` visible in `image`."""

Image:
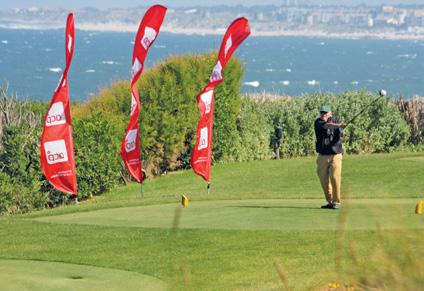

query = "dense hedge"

[0,107,127,212]
[0,125,47,214]
[237,91,411,160]
[72,113,123,199]
[75,53,243,175]
[0,89,48,214]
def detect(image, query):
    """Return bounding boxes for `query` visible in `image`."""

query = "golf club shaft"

[345,94,384,126]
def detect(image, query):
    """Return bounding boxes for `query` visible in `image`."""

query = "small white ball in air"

[379,89,387,97]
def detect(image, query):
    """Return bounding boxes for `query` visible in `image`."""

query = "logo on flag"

[125,129,138,152]
[130,94,137,116]
[141,27,157,50]
[210,61,223,82]
[44,140,69,165]
[67,35,73,53]
[46,102,66,127]
[55,75,67,92]
[200,90,213,114]
[198,127,208,150]
[132,58,142,78]
[224,35,232,57]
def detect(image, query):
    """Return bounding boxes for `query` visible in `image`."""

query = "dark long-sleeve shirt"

[314,116,343,155]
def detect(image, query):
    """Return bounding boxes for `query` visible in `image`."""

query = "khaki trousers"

[316,153,342,204]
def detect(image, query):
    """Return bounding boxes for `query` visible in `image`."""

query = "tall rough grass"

[336,197,424,290]
[395,97,424,144]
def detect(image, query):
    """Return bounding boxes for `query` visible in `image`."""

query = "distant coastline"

[163,28,424,40]
[3,4,424,41]
[1,23,424,40]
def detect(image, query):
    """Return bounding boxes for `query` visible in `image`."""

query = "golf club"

[344,89,387,127]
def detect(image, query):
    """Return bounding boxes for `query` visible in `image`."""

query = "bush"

[75,53,244,175]
[238,91,411,158]
[211,58,244,162]
[72,113,123,199]
[395,97,424,144]
[0,88,50,214]
[0,172,47,215]
[322,91,410,153]
[231,98,274,161]
[0,125,47,214]
[139,53,243,172]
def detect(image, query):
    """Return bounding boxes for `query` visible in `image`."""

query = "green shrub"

[76,53,244,175]
[0,125,47,214]
[139,53,243,172]
[321,91,410,153]
[239,92,411,158]
[72,113,123,198]
[212,58,244,162]
[0,172,45,214]
[231,98,274,161]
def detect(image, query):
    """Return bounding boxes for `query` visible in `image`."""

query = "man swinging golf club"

[314,105,346,209]
[314,90,387,209]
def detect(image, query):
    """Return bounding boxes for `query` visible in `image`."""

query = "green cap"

[320,105,331,113]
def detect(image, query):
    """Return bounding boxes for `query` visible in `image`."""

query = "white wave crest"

[244,81,260,88]
[184,9,197,14]
[398,54,417,59]
[48,67,62,73]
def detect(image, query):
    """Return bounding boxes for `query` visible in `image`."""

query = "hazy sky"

[1,0,424,9]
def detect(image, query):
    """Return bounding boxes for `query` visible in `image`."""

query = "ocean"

[0,28,423,101]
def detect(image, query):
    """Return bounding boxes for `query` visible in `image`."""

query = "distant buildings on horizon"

[1,4,424,38]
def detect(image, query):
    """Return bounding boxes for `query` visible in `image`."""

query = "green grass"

[0,259,166,291]
[33,199,423,231]
[1,152,424,290]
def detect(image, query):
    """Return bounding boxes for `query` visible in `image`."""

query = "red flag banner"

[121,5,167,182]
[191,17,250,182]
[40,13,77,194]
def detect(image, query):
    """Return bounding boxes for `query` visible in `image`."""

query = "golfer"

[314,105,346,209]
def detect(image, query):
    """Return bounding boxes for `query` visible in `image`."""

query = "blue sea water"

[0,28,423,101]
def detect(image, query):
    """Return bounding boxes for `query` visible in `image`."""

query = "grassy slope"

[25,152,424,218]
[1,152,424,290]
[33,199,423,231]
[0,259,166,291]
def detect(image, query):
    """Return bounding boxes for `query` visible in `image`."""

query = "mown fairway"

[33,199,423,231]
[0,259,166,291]
[1,152,424,290]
